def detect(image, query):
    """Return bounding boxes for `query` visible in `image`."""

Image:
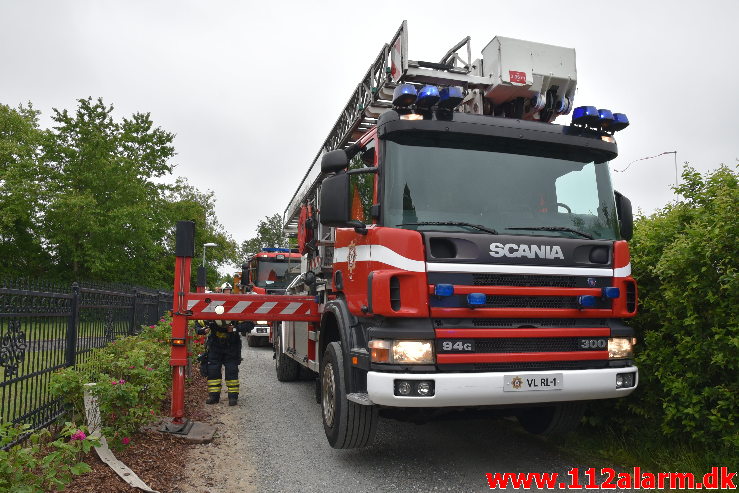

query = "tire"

[246,335,258,347]
[516,401,585,436]
[274,329,300,382]
[321,342,378,449]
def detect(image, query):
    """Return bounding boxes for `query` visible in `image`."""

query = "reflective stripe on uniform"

[207,379,221,391]
[225,379,239,393]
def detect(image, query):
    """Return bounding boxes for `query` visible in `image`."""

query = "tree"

[161,178,239,289]
[0,103,50,278]
[590,164,738,452]
[240,213,290,256]
[42,97,177,285]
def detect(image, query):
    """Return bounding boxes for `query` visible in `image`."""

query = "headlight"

[368,339,434,364]
[608,337,634,359]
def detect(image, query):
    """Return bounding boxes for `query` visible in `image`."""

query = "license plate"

[256,327,267,333]
[503,373,564,392]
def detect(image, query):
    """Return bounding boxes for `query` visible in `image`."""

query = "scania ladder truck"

[275,21,639,449]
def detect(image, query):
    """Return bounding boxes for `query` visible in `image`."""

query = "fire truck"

[275,21,639,449]
[236,247,301,346]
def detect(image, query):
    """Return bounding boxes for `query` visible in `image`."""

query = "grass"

[557,425,738,481]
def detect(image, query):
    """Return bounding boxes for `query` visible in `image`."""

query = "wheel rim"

[322,362,336,427]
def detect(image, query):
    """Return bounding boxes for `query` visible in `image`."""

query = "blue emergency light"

[393,84,418,107]
[610,113,629,132]
[602,287,621,299]
[578,295,597,307]
[416,85,440,109]
[467,293,486,306]
[572,106,600,126]
[438,86,464,109]
[598,109,614,126]
[434,284,454,297]
[262,247,291,253]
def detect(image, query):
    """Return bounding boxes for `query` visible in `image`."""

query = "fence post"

[130,288,139,335]
[65,282,80,367]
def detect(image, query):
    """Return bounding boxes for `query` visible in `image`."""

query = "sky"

[2,0,737,246]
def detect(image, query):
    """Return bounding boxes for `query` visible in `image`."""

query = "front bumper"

[249,325,270,337]
[366,367,638,407]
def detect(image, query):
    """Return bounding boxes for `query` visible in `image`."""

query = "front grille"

[438,360,609,373]
[466,318,608,328]
[485,295,581,309]
[470,337,606,353]
[473,273,578,287]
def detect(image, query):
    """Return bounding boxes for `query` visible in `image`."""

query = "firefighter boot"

[226,379,239,406]
[206,392,220,404]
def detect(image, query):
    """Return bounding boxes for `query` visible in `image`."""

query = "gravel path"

[182,343,621,492]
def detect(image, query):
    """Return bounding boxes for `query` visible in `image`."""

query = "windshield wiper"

[506,226,594,239]
[398,222,498,235]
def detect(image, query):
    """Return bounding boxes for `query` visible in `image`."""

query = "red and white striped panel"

[184,294,320,322]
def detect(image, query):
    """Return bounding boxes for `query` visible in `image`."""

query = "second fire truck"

[275,21,639,449]
[236,247,301,346]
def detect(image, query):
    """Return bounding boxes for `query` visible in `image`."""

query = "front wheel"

[516,401,585,436]
[321,342,377,448]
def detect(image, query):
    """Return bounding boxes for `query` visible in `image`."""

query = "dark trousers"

[206,338,242,395]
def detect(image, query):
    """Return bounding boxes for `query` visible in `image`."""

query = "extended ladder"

[283,20,489,231]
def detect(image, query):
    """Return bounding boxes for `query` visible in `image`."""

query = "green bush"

[591,165,738,456]
[50,315,177,447]
[0,421,99,492]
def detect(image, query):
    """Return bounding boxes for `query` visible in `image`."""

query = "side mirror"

[321,150,349,174]
[319,172,350,226]
[614,191,633,240]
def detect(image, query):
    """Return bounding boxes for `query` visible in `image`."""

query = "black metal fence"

[0,279,172,432]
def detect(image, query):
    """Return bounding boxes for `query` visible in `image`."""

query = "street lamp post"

[197,243,217,293]
[202,242,217,267]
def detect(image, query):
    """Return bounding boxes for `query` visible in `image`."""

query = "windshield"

[383,133,620,240]
[255,259,301,289]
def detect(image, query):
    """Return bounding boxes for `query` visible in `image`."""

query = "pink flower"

[149,325,155,329]
[146,367,153,371]
[111,380,118,385]
[70,430,87,441]
[119,379,126,384]
[150,410,155,415]
[122,437,130,445]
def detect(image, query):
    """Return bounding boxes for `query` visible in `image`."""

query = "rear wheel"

[274,328,299,382]
[516,402,585,436]
[321,342,377,448]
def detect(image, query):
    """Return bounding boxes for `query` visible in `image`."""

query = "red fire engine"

[237,248,301,346]
[272,21,639,449]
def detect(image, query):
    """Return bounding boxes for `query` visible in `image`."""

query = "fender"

[320,298,362,394]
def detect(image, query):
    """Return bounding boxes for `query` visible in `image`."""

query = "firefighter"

[197,282,246,405]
